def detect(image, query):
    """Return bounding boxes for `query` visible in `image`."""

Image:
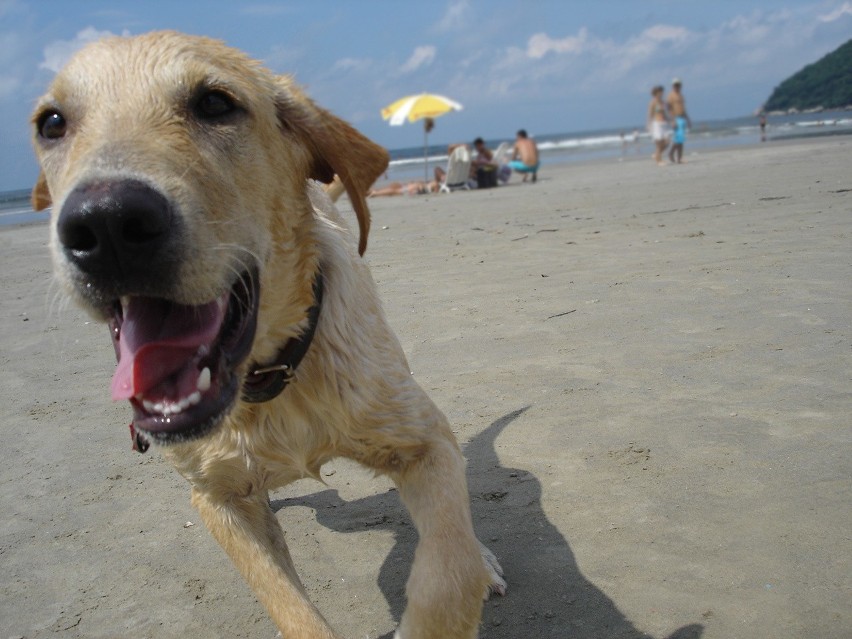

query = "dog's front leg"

[192,488,341,639]
[391,436,491,639]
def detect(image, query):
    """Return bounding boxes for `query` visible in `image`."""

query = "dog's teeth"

[140,393,202,416]
[197,367,211,392]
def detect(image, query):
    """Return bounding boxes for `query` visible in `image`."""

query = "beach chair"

[488,141,513,184]
[440,146,472,193]
[491,141,512,166]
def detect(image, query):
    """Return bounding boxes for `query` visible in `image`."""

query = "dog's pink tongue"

[111,297,225,400]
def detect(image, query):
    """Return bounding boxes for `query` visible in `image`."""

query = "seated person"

[508,129,540,183]
[472,137,495,170]
[471,137,498,188]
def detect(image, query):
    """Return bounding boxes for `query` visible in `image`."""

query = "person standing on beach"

[509,129,540,183]
[647,85,669,166]
[666,78,692,163]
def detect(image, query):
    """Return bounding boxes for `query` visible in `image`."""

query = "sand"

[1,137,850,639]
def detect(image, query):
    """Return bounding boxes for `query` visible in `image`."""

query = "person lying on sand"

[369,167,446,197]
[369,180,436,197]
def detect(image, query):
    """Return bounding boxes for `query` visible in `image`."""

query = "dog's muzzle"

[57,179,260,443]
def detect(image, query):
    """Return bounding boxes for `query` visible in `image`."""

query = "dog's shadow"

[271,408,703,639]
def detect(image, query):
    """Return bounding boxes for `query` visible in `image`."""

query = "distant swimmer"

[509,129,540,183]
[666,78,692,164]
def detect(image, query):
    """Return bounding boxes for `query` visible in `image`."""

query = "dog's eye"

[193,90,239,121]
[37,110,67,140]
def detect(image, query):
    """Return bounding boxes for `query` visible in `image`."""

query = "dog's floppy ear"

[276,80,389,256]
[31,170,52,211]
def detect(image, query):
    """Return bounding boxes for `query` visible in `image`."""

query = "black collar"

[241,270,324,403]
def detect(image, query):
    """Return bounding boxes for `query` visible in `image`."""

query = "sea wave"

[794,117,852,128]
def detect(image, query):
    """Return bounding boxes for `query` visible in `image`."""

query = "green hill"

[764,38,852,112]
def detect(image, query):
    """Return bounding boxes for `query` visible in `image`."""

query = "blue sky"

[2,0,851,192]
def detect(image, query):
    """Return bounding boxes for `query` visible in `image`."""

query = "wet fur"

[31,31,503,638]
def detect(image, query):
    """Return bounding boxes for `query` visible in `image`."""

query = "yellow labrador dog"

[31,31,504,639]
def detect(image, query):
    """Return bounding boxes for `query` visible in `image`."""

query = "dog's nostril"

[61,222,99,253]
[122,216,165,245]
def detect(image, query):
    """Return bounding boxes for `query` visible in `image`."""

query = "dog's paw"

[478,541,507,598]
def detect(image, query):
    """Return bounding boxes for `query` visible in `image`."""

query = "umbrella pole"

[424,128,429,183]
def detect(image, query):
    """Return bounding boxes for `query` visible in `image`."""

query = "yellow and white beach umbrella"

[381,93,463,181]
[381,93,463,126]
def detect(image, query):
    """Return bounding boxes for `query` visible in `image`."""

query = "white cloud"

[819,1,852,22]
[436,0,471,32]
[400,45,436,74]
[333,57,372,73]
[525,23,690,64]
[39,27,120,73]
[527,28,589,59]
[642,24,690,43]
[616,24,690,64]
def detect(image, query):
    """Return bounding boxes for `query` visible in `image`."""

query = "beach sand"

[1,137,850,639]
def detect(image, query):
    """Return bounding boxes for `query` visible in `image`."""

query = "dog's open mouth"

[108,269,259,442]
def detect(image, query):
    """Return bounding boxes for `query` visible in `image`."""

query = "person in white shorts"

[647,85,670,166]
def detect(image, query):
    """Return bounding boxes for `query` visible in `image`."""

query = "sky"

[2,0,851,192]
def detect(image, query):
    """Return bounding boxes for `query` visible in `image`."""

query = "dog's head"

[30,31,388,443]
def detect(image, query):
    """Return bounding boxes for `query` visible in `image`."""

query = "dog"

[31,31,505,639]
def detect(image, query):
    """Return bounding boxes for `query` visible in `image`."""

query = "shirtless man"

[509,129,540,183]
[666,79,692,164]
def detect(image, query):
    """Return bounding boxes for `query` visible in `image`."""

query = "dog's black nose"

[57,180,178,288]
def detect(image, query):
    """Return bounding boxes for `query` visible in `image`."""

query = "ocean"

[384,108,852,182]
[3,109,851,228]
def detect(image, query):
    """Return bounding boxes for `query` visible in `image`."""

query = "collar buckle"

[251,363,292,376]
